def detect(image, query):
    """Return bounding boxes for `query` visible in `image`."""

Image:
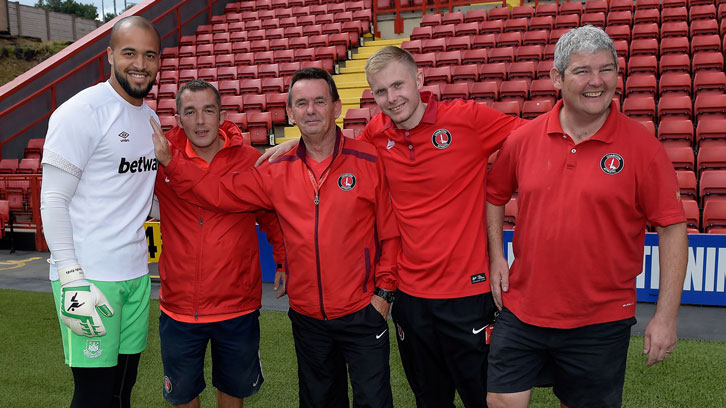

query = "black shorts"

[488,308,635,408]
[159,311,263,404]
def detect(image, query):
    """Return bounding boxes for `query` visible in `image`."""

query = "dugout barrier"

[144,223,726,306]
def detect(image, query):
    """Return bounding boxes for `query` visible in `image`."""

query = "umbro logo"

[119,131,130,142]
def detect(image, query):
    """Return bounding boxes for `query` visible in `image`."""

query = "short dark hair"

[176,80,221,113]
[287,68,340,106]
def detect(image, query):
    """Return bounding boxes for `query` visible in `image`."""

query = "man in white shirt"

[40,16,160,408]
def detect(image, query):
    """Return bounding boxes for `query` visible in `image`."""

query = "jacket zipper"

[313,191,327,320]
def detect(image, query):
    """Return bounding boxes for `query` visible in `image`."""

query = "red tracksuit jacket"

[155,121,285,318]
[162,129,400,320]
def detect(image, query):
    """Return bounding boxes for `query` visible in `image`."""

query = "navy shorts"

[159,310,263,405]
[488,308,635,408]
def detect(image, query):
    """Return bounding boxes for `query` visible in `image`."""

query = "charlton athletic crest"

[338,173,356,191]
[600,153,624,175]
[431,129,452,149]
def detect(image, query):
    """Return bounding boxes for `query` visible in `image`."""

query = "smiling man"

[40,16,160,408]
[152,68,401,407]
[153,80,285,408]
[485,26,688,408]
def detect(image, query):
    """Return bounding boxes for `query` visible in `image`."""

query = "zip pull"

[314,194,319,206]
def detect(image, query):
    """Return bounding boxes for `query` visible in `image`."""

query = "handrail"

[0,0,223,158]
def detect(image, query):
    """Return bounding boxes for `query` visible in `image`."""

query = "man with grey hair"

[485,25,688,407]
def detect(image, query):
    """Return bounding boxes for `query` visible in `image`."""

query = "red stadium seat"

[700,170,726,205]
[691,35,721,55]
[632,23,659,40]
[343,108,372,133]
[504,18,528,32]
[479,63,507,84]
[491,100,521,117]
[455,22,479,37]
[462,49,487,65]
[436,51,462,67]
[488,6,510,20]
[676,170,698,201]
[536,60,554,78]
[422,38,446,53]
[698,145,726,174]
[535,3,558,17]
[664,145,695,171]
[695,94,726,122]
[693,72,726,96]
[633,8,660,24]
[511,5,534,19]
[605,25,631,42]
[660,53,691,75]
[559,1,583,15]
[509,61,536,81]
[660,36,690,55]
[529,16,554,31]
[24,138,44,160]
[659,72,692,96]
[420,13,442,27]
[554,14,580,29]
[625,74,657,98]
[451,64,479,83]
[156,98,176,115]
[488,47,515,64]
[692,51,725,73]
[246,112,273,145]
[472,34,496,49]
[658,119,694,145]
[516,45,543,62]
[585,0,608,14]
[521,100,553,119]
[529,78,558,104]
[622,96,656,121]
[401,40,422,54]
[628,55,658,76]
[469,81,499,103]
[523,31,549,46]
[442,11,465,25]
[696,119,726,147]
[265,93,288,124]
[446,37,470,52]
[480,20,504,34]
[691,19,719,37]
[499,80,529,106]
[441,83,470,100]
[681,198,700,232]
[221,95,244,113]
[464,9,487,23]
[703,200,726,232]
[690,4,717,21]
[432,24,456,39]
[0,159,18,174]
[424,66,452,85]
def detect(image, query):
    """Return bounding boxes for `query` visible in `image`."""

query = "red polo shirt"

[360,92,524,299]
[487,100,685,328]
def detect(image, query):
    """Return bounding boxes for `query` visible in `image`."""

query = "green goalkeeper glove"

[58,264,114,337]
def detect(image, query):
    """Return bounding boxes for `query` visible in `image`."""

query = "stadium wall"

[6,1,101,42]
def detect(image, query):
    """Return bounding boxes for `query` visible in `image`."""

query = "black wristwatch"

[374,287,396,303]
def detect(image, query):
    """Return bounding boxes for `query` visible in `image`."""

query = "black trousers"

[289,304,393,408]
[392,291,498,408]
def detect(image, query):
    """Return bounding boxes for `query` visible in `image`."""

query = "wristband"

[58,264,85,286]
[374,287,395,303]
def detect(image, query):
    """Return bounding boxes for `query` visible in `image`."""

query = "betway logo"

[118,157,158,174]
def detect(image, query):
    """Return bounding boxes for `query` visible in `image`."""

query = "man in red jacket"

[152,69,400,408]
[153,80,285,408]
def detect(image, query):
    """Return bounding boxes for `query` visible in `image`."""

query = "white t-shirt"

[42,81,158,281]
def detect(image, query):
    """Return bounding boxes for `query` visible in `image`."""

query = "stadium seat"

[16,159,40,174]
[401,40,422,54]
[661,21,688,38]
[156,98,176,115]
[622,96,656,121]
[413,53,436,68]
[246,112,273,145]
[523,30,549,46]
[585,0,608,14]
[437,51,462,66]
[231,40,250,53]
[613,40,629,59]
[432,24,456,39]
[265,93,288,124]
[633,8,660,24]
[630,38,659,56]
[664,145,695,170]
[628,55,658,76]
[516,45,543,62]
[691,51,724,73]
[24,138,44,160]
[0,159,18,174]
[691,35,721,54]
[509,61,536,81]
[603,11,627,27]
[529,78,558,104]
[703,200,726,232]
[536,60,554,78]
[422,38,446,53]
[460,49,486,65]
[159,70,178,84]
[659,72,692,96]
[559,1,583,15]
[479,63,508,84]
[698,145,726,174]
[611,0,634,12]
[625,74,657,98]
[658,119,694,145]
[159,115,176,131]
[554,14,580,29]
[451,64,479,83]
[504,18,529,32]
[424,66,452,85]
[258,62,279,79]
[535,3,558,17]
[696,119,726,147]
[660,36,690,55]
[662,5,688,23]
[469,81,499,103]
[420,13,442,27]
[529,16,554,31]
[695,94,726,122]
[681,198,700,232]
[261,77,285,93]
[488,47,515,64]
[605,25,631,42]
[499,80,529,106]
[691,19,719,37]
[236,65,258,80]
[360,88,376,111]
[632,23,659,40]
[343,108,372,133]
[549,29,570,44]
[658,94,693,121]
[521,100,553,119]
[676,170,698,201]
[488,6,510,20]
[480,20,504,34]
[511,5,534,19]
[455,22,479,37]
[690,4,717,21]
[443,11,465,25]
[441,83,470,100]
[472,34,496,49]
[221,95,244,113]
[464,9,487,22]
[693,72,726,96]
[700,170,726,204]
[411,26,433,40]
[660,53,691,74]
[491,100,521,117]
